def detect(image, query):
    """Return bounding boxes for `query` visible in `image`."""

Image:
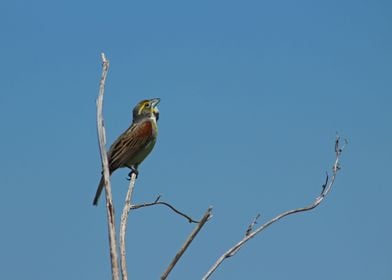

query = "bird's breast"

[138,118,158,138]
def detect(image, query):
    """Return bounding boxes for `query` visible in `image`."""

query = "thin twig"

[119,172,137,280]
[161,207,213,280]
[202,136,346,280]
[229,213,261,257]
[131,195,200,223]
[246,214,261,237]
[96,53,120,280]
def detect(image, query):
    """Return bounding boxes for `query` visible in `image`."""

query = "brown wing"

[108,120,154,172]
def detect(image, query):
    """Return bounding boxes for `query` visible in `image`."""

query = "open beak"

[151,98,160,121]
[150,98,160,108]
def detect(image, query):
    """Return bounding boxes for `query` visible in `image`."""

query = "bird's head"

[132,98,160,122]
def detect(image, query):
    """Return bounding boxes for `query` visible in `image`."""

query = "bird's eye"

[144,103,150,108]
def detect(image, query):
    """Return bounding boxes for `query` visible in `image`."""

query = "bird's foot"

[127,167,139,180]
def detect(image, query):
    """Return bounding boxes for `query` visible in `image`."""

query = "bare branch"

[119,173,137,280]
[202,136,346,280]
[161,207,213,280]
[131,196,200,223]
[96,53,120,280]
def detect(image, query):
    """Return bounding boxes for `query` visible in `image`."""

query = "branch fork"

[202,136,347,279]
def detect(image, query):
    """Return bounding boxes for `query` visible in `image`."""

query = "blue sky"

[1,0,391,279]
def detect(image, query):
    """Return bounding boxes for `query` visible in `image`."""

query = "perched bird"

[93,98,160,206]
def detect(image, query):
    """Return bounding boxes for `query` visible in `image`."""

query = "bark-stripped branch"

[131,195,200,223]
[119,172,137,280]
[161,207,213,280]
[202,136,347,280]
[96,53,120,280]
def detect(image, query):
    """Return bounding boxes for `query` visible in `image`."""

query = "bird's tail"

[93,176,105,206]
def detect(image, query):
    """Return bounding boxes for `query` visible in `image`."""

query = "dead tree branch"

[131,195,200,223]
[120,187,202,279]
[96,53,120,280]
[119,172,137,280]
[161,207,213,280]
[202,136,347,280]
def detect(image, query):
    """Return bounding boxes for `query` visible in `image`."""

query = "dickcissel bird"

[93,98,160,205]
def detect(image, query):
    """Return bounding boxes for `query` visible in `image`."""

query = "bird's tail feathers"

[93,176,105,206]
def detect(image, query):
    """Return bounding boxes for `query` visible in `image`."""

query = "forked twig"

[120,186,203,279]
[202,136,347,279]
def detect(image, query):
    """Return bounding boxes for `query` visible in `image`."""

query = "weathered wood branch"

[202,136,347,279]
[161,207,213,280]
[96,53,120,280]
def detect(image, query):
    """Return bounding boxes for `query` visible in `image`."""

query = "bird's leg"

[127,166,139,180]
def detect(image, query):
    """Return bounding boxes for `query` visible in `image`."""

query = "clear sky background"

[1,0,391,279]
